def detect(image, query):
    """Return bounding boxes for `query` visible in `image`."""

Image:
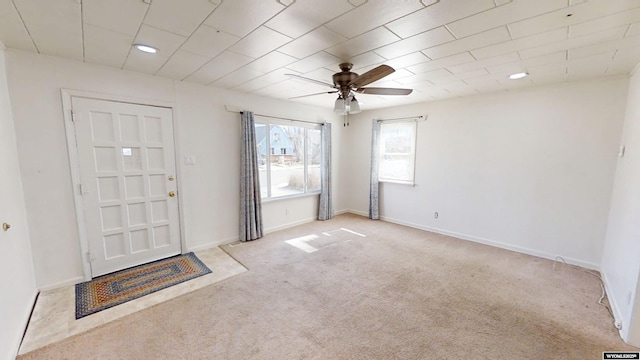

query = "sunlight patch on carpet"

[286,228,366,253]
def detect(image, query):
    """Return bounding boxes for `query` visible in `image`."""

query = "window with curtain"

[378,121,417,185]
[254,118,322,199]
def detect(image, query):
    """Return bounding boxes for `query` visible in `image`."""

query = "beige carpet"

[18,213,636,359]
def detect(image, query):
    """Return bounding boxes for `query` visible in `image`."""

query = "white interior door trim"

[61,89,186,281]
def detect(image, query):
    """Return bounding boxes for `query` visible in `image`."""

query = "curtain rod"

[239,111,324,126]
[376,115,425,122]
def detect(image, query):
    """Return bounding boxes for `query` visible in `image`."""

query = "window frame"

[255,117,322,201]
[377,120,417,186]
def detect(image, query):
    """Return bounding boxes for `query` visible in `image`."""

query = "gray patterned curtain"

[240,111,263,241]
[318,123,333,221]
[369,119,381,220]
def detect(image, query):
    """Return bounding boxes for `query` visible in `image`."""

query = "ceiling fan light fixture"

[349,96,361,114]
[333,96,346,113]
[134,44,158,54]
[509,72,529,80]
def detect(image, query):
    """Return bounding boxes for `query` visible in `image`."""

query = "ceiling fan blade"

[285,73,336,88]
[356,87,413,95]
[349,65,395,88]
[289,91,338,99]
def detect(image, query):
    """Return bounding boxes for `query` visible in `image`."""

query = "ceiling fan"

[285,63,413,114]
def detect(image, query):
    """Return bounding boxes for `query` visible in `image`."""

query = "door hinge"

[86,251,95,262]
[79,184,88,195]
[71,109,77,122]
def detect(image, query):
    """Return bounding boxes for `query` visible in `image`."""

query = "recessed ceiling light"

[134,44,158,54]
[509,72,529,80]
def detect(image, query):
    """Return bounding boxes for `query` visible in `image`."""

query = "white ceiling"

[1,0,639,111]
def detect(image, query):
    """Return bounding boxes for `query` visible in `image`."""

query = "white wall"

[5,50,342,289]
[345,77,628,269]
[602,68,640,345]
[0,48,37,360]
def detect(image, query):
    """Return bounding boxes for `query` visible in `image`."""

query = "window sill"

[261,191,321,203]
[379,179,415,186]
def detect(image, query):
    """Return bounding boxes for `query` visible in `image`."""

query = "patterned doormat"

[75,252,211,319]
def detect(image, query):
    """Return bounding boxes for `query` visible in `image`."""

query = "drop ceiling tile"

[569,8,640,38]
[122,50,168,75]
[84,24,133,68]
[608,48,640,74]
[567,51,616,76]
[25,22,83,61]
[386,0,495,39]
[325,27,400,59]
[447,0,566,39]
[265,0,354,38]
[374,27,454,59]
[568,35,640,60]
[384,52,430,69]
[394,68,452,85]
[407,52,475,74]
[235,68,297,93]
[134,25,187,58]
[509,0,640,39]
[243,51,298,74]
[143,0,218,37]
[212,68,264,88]
[627,22,640,37]
[156,50,211,80]
[302,67,337,84]
[498,78,534,90]
[470,27,567,60]
[447,52,520,73]
[285,51,341,73]
[444,85,479,98]
[339,52,387,71]
[0,2,36,51]
[454,68,491,80]
[519,26,627,59]
[181,25,239,58]
[204,0,286,37]
[529,68,568,86]
[185,51,254,84]
[82,0,147,37]
[422,27,510,60]
[485,52,566,75]
[278,26,347,59]
[14,0,81,28]
[228,26,292,59]
[325,0,424,39]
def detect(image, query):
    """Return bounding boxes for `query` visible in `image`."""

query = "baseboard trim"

[38,276,85,292]
[370,214,599,270]
[264,216,318,234]
[600,270,627,340]
[187,236,239,252]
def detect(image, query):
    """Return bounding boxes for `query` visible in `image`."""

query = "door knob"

[2,223,10,231]
[168,191,176,197]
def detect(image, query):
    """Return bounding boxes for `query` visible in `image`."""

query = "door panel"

[72,97,180,277]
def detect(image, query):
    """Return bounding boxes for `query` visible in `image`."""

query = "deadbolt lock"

[168,191,176,197]
[2,223,10,231]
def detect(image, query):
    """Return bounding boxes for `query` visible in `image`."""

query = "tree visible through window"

[378,121,417,184]
[254,120,321,199]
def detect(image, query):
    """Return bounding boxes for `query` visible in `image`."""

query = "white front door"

[71,97,181,277]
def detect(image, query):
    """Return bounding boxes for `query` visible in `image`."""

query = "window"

[378,121,417,184]
[255,119,322,199]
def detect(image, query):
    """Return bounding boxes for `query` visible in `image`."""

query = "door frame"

[61,89,187,281]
